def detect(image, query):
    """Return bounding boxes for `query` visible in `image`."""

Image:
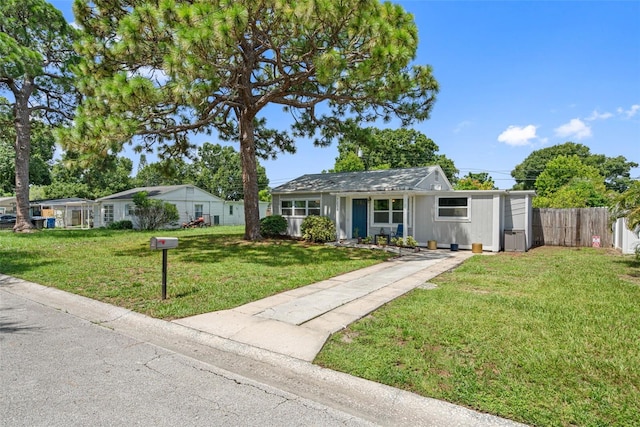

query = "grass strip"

[0,227,392,319]
[316,247,640,426]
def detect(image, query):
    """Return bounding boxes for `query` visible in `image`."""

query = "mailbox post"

[150,237,179,299]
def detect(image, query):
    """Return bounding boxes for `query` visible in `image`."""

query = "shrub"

[390,237,403,246]
[107,220,133,230]
[260,215,288,237]
[405,236,418,247]
[132,191,180,230]
[300,215,336,243]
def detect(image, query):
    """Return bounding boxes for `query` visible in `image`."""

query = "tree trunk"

[13,84,34,233]
[239,113,262,240]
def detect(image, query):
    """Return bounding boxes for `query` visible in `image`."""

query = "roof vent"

[431,184,442,191]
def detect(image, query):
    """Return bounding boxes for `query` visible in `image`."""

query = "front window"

[281,200,293,216]
[229,205,233,215]
[437,197,470,220]
[373,198,403,224]
[195,204,203,218]
[103,205,114,225]
[307,200,321,216]
[281,199,321,216]
[125,204,135,216]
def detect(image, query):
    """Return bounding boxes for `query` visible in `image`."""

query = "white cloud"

[497,125,538,146]
[554,118,592,140]
[453,120,472,133]
[624,104,640,118]
[585,110,613,121]
[616,104,639,118]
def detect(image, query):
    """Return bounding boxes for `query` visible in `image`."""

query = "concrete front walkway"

[174,249,474,361]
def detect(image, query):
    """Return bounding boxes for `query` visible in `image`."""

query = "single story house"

[94,185,268,228]
[613,217,640,255]
[30,198,94,229]
[271,166,536,252]
[0,196,16,214]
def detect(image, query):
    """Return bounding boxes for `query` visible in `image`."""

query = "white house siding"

[614,218,640,255]
[415,169,451,191]
[274,192,336,237]
[414,194,499,251]
[222,202,243,225]
[503,194,533,250]
[504,196,527,230]
[0,197,16,214]
[94,186,226,228]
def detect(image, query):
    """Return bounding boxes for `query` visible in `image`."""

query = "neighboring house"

[613,217,640,255]
[30,198,94,229]
[94,185,268,228]
[0,196,16,214]
[272,166,536,252]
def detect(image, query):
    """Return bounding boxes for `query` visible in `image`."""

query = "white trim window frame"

[103,204,114,225]
[125,203,135,216]
[194,204,203,218]
[436,196,471,222]
[372,198,403,225]
[280,199,321,217]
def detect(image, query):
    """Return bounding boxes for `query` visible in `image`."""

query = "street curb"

[0,274,526,427]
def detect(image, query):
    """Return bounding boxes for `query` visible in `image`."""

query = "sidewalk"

[0,250,525,427]
[175,249,475,361]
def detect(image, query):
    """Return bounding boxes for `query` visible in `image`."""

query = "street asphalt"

[0,249,527,426]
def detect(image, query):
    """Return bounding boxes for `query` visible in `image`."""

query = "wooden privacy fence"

[532,208,612,248]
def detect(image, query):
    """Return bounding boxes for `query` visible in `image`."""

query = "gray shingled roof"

[96,185,190,201]
[272,167,438,193]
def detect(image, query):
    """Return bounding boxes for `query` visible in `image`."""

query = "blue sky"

[50,0,639,189]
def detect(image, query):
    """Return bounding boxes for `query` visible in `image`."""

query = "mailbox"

[150,237,179,250]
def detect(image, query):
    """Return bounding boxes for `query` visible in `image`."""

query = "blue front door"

[352,199,368,238]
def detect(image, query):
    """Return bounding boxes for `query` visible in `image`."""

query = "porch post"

[403,193,409,245]
[335,196,341,240]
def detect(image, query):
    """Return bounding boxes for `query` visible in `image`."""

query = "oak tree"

[533,155,608,208]
[511,142,637,192]
[64,0,438,240]
[331,127,457,180]
[454,172,496,190]
[190,143,269,201]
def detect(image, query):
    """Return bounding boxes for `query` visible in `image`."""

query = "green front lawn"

[315,247,640,426]
[0,226,392,319]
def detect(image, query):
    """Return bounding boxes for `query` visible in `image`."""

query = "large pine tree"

[0,0,77,231]
[63,0,439,240]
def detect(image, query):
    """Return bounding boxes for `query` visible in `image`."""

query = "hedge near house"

[301,216,336,243]
[260,215,287,237]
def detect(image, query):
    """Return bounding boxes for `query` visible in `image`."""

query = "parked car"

[0,214,16,229]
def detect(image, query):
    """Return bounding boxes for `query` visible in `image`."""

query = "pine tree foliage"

[63,0,439,240]
[0,0,77,231]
